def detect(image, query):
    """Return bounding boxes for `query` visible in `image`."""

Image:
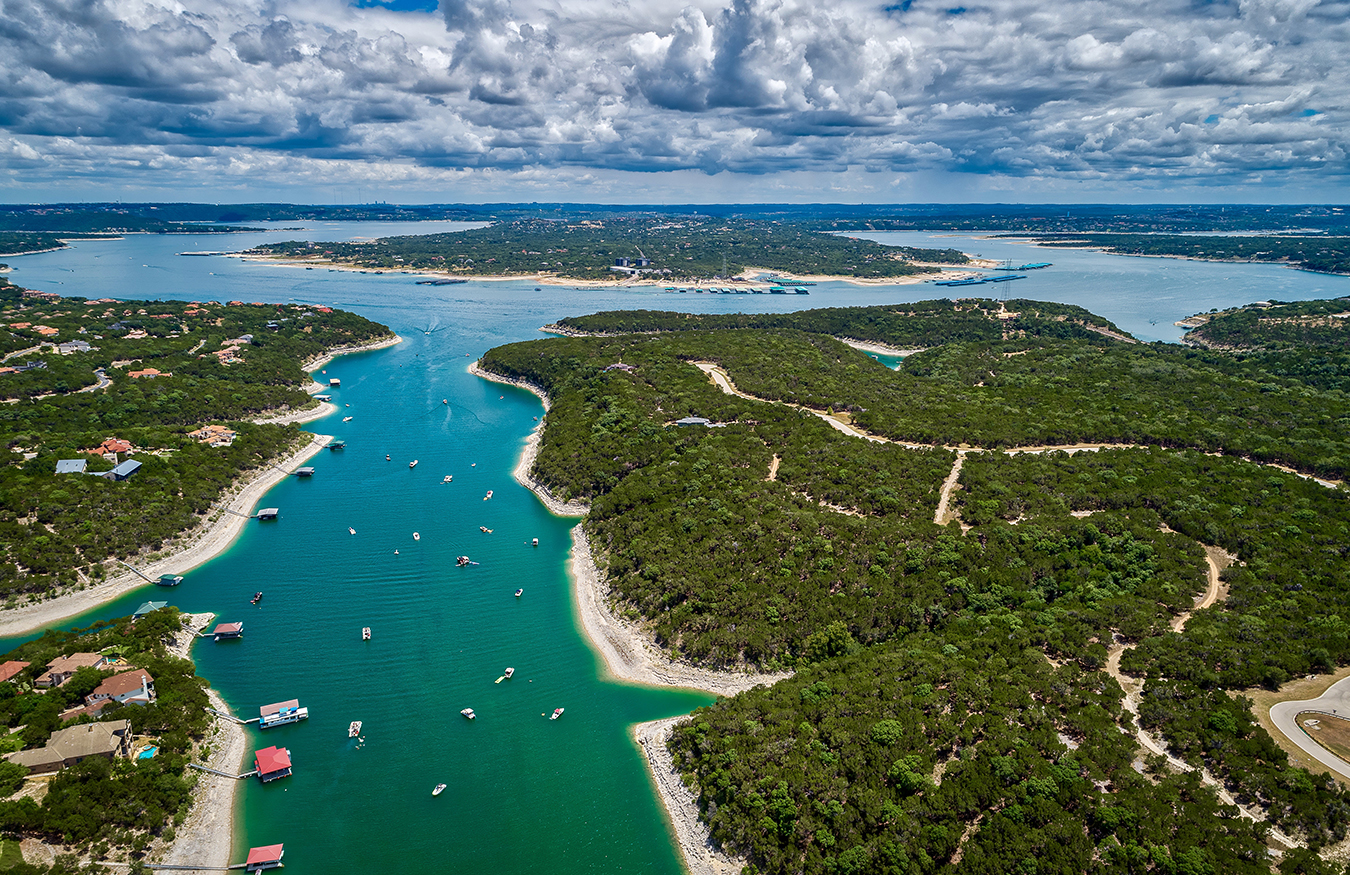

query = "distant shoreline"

[244,253,975,289]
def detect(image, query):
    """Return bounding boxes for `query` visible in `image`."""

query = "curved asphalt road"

[1270,675,1350,781]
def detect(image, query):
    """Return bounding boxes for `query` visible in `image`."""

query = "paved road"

[1270,675,1350,781]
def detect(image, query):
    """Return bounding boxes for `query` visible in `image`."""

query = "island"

[478,296,1350,875]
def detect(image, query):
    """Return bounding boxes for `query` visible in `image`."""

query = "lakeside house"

[87,669,156,708]
[103,459,142,480]
[254,746,292,782]
[5,719,132,775]
[86,437,132,456]
[187,424,238,447]
[35,653,107,688]
[0,661,30,684]
[132,601,169,621]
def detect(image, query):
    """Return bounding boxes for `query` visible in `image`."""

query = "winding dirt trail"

[934,452,967,525]
[1103,545,1297,848]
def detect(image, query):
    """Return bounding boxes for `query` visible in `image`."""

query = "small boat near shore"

[433,783,446,796]
[551,708,564,720]
[349,721,362,738]
[460,708,476,720]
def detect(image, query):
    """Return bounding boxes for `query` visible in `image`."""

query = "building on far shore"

[0,661,29,684]
[103,459,142,480]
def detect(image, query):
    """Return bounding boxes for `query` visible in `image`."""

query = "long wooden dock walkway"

[206,707,257,725]
[189,763,258,780]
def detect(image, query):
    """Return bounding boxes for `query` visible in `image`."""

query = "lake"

[1,221,1346,872]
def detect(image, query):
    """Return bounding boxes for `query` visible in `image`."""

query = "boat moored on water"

[433,784,446,796]
[460,708,476,720]
[551,708,564,720]
[349,721,362,738]
[457,555,475,566]
[504,668,514,679]
[480,526,492,533]
[514,588,523,597]
[409,459,418,468]
[362,627,371,640]
[484,490,493,500]
[413,532,420,541]
[251,592,263,604]
[443,475,452,483]
[342,416,352,422]
[349,526,356,535]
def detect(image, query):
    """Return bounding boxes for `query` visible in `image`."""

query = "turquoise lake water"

[1,223,1347,872]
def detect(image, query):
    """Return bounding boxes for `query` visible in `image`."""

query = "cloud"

[0,0,1345,198]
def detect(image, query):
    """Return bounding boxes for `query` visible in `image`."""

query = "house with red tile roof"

[87,669,155,707]
[0,661,29,683]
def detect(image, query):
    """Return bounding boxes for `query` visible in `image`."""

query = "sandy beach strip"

[473,361,789,875]
[151,613,247,872]
[0,431,330,639]
[301,334,402,372]
[635,717,745,875]
[838,338,927,357]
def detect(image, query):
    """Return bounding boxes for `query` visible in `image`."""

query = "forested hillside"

[480,298,1350,875]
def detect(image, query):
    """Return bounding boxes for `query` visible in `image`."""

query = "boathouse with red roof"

[253,746,292,782]
[245,844,285,871]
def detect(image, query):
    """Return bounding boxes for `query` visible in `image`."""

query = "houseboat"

[551,708,564,720]
[294,467,314,477]
[348,721,362,738]
[155,575,183,587]
[362,627,371,640]
[329,378,340,387]
[460,708,476,720]
[259,699,308,729]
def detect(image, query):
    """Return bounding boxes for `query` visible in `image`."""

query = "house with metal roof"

[55,459,88,474]
[132,601,169,620]
[103,459,142,480]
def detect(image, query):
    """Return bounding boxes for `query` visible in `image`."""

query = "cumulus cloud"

[0,0,1345,196]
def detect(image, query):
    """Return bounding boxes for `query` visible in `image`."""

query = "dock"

[207,707,257,725]
[189,763,259,780]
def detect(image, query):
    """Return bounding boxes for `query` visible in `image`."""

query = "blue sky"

[0,0,1346,203]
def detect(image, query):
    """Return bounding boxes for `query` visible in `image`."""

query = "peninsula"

[479,296,1350,875]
